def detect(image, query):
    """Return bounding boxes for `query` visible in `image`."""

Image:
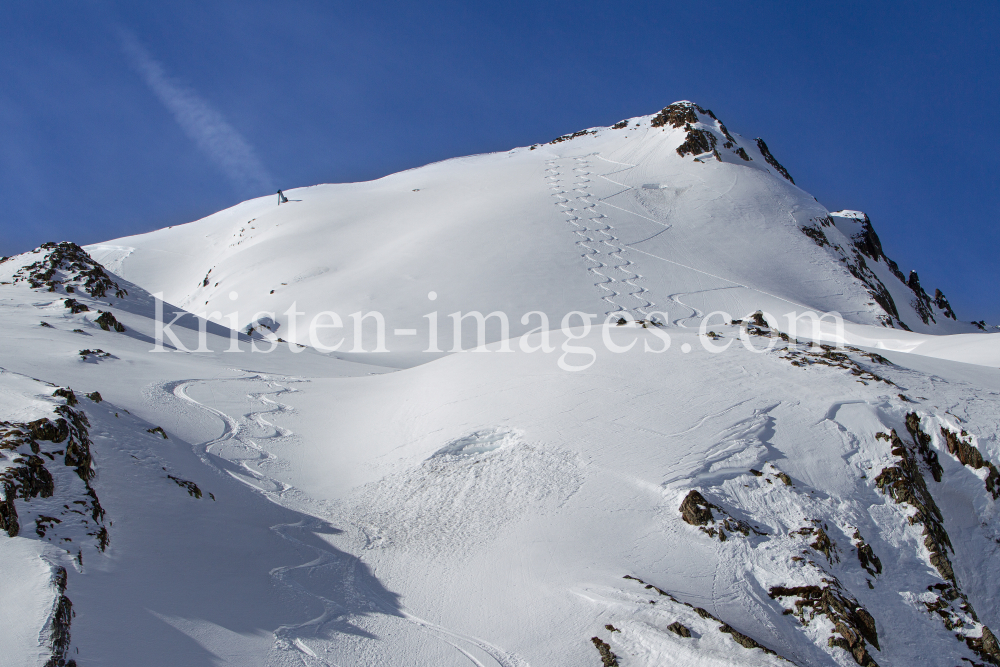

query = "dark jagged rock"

[590,636,619,666]
[679,490,715,526]
[849,214,905,281]
[0,482,19,536]
[853,531,882,577]
[85,392,102,403]
[0,396,106,551]
[611,120,628,130]
[53,388,77,406]
[801,224,830,247]
[905,413,943,483]
[42,566,75,667]
[719,624,778,655]
[769,583,879,666]
[676,125,717,158]
[754,138,794,183]
[650,101,704,128]
[549,129,595,144]
[834,211,954,329]
[966,626,1000,666]
[875,428,955,583]
[826,212,905,326]
[933,289,957,320]
[666,621,691,637]
[62,299,89,314]
[940,427,1000,499]
[679,489,762,541]
[747,311,769,328]
[907,271,936,325]
[167,475,203,499]
[94,311,126,333]
[810,526,837,563]
[147,426,168,439]
[7,455,55,500]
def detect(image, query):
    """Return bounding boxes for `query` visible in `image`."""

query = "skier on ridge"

[277,189,288,204]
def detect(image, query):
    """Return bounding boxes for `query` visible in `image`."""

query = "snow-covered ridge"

[87,101,984,360]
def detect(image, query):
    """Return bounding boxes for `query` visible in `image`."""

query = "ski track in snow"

[154,373,525,667]
[546,156,654,317]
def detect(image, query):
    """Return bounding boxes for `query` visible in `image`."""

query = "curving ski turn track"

[155,373,527,666]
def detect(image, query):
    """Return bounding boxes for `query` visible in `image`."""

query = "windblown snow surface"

[1,101,998,666]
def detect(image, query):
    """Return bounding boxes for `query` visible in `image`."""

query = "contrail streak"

[119,30,273,194]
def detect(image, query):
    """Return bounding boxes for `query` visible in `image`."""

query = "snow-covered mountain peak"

[1,102,999,667]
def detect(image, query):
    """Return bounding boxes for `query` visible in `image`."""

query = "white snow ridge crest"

[0,101,998,666]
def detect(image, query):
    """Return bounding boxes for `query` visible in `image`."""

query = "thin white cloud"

[119,30,273,194]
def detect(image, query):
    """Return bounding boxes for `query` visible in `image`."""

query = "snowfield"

[1,101,998,666]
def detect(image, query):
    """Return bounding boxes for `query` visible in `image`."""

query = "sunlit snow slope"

[1,102,997,667]
[89,102,979,360]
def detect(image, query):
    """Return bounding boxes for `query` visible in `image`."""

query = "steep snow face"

[88,101,979,358]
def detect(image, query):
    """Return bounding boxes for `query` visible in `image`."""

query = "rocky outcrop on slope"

[622,575,788,660]
[649,101,786,169]
[769,582,879,667]
[823,211,969,329]
[41,566,76,667]
[939,426,1000,500]
[0,383,107,667]
[873,418,1000,665]
[11,242,127,299]
[0,387,108,552]
[679,489,763,542]
[754,138,794,183]
[875,425,954,581]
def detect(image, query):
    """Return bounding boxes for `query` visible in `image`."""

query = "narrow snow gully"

[151,373,527,666]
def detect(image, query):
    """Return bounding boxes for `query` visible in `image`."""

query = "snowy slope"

[88,102,979,361]
[1,102,998,667]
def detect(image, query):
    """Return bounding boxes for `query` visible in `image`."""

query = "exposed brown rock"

[769,583,879,665]
[875,428,954,583]
[754,138,794,183]
[13,241,126,299]
[667,621,691,637]
[679,490,715,526]
[650,102,702,128]
[549,129,595,144]
[676,126,717,158]
[940,427,1000,499]
[41,566,75,667]
[94,311,126,333]
[167,475,203,499]
[590,636,619,666]
[853,531,882,577]
[904,413,943,482]
[966,626,1000,666]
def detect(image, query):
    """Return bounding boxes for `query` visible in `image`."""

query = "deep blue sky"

[2,1,997,322]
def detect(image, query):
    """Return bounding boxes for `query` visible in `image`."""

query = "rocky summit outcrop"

[11,241,127,299]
